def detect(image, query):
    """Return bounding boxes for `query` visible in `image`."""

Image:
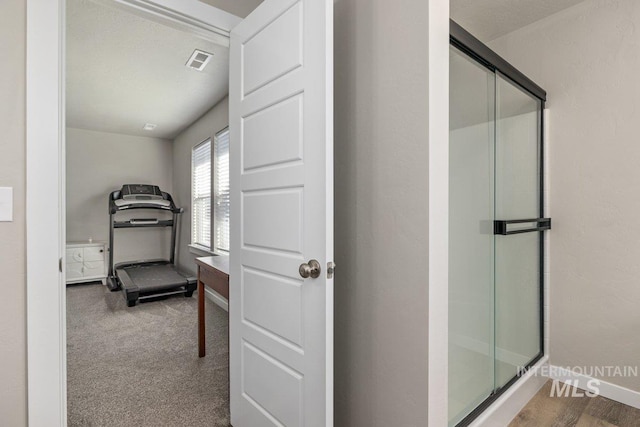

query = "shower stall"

[448,21,550,426]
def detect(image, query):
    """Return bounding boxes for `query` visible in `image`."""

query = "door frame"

[26,1,240,425]
[427,1,451,426]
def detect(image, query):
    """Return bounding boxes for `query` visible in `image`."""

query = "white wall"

[0,0,27,424]
[66,128,174,263]
[490,0,640,391]
[172,96,228,275]
[333,0,431,425]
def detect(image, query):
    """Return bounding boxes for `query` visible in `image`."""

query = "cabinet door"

[83,246,104,262]
[83,261,104,278]
[66,248,83,263]
[66,262,83,280]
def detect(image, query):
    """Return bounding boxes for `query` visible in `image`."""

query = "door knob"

[299,259,321,279]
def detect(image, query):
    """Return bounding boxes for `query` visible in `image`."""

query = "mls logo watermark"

[550,379,600,397]
[516,365,638,398]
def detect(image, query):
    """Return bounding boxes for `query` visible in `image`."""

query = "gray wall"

[334,0,430,425]
[172,96,229,275]
[489,0,640,391]
[199,0,263,18]
[66,128,174,263]
[0,0,27,424]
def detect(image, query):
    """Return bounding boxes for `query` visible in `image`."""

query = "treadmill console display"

[121,184,163,201]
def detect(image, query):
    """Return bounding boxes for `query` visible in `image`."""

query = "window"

[213,127,230,253]
[191,128,230,254]
[192,139,211,249]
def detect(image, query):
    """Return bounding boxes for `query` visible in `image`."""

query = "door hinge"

[327,261,335,279]
[59,258,63,273]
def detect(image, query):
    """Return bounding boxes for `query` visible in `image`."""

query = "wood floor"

[510,381,640,427]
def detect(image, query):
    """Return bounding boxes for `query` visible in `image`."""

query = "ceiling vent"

[186,49,213,71]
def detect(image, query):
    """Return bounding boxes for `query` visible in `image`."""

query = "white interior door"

[229,0,334,425]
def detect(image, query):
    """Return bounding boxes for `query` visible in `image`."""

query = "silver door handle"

[299,260,321,279]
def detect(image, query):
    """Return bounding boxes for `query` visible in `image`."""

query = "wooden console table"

[195,255,229,357]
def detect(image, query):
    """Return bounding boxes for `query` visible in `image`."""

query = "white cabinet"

[66,241,107,284]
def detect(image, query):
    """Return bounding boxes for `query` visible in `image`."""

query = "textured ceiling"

[451,0,587,42]
[66,0,230,139]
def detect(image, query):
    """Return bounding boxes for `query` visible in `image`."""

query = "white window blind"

[192,139,211,249]
[214,128,230,253]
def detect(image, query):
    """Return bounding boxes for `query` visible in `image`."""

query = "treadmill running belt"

[119,264,189,293]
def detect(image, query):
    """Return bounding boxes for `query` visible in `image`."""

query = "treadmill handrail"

[113,220,174,229]
[109,190,183,214]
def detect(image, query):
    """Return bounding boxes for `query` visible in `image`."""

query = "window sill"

[188,244,215,256]
[188,244,230,257]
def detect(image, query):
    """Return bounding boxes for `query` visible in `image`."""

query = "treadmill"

[107,184,197,307]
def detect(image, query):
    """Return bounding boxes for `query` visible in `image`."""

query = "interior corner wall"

[66,128,174,263]
[0,0,27,425]
[489,0,640,392]
[172,96,229,276]
[197,0,263,18]
[333,0,430,425]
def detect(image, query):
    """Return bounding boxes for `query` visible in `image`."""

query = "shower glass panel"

[448,35,546,426]
[494,73,542,389]
[448,47,496,427]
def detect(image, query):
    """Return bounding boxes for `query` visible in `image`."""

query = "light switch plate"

[0,187,13,222]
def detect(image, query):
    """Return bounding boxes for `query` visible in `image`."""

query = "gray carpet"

[66,283,230,426]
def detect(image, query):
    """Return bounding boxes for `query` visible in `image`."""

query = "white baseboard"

[469,361,640,426]
[204,286,229,312]
[469,356,549,427]
[548,365,640,409]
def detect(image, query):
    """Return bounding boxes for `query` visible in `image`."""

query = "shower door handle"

[494,218,551,235]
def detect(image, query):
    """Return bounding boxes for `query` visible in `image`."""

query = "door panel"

[242,341,303,427]
[448,47,496,427]
[230,0,333,425]
[242,94,303,171]
[241,2,303,96]
[242,189,303,253]
[494,73,542,388]
[242,267,303,348]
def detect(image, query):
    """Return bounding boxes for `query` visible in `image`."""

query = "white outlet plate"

[0,187,13,222]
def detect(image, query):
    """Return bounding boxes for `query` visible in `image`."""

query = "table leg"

[198,274,205,357]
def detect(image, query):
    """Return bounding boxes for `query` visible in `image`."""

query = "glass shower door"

[449,44,546,426]
[494,73,543,389]
[448,46,496,427]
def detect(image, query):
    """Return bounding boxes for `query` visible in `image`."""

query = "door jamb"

[427,1,451,426]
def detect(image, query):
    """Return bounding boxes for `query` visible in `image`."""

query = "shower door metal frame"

[449,19,548,427]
